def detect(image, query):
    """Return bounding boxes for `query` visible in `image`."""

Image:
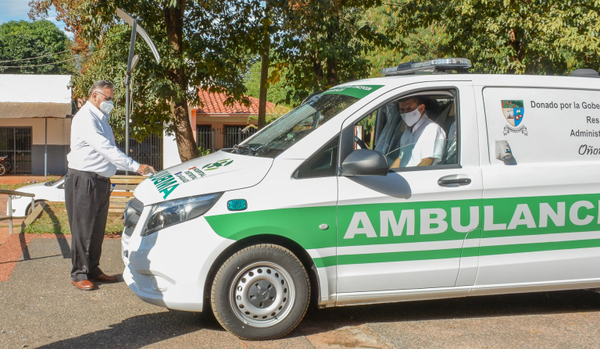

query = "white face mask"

[401,107,422,127]
[99,100,114,114]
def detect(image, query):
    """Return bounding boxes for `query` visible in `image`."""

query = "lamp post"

[116,8,161,172]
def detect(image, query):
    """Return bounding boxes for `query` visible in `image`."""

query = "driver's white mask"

[401,108,422,127]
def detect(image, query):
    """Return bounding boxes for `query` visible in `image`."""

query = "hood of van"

[134,151,273,205]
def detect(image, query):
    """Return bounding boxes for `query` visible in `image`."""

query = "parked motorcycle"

[0,154,14,176]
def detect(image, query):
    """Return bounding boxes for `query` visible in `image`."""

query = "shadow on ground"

[35,289,600,347]
[37,311,222,349]
[295,289,600,337]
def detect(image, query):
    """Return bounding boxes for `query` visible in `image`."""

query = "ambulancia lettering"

[344,200,600,239]
[150,170,179,199]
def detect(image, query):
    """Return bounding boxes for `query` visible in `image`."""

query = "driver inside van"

[391,96,446,168]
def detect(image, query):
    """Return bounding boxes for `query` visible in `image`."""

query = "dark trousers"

[65,169,111,281]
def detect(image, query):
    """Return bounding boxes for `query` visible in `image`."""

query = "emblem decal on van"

[502,100,528,136]
[202,159,233,171]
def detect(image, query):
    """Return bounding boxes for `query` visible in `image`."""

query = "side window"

[353,90,459,170]
[294,136,339,179]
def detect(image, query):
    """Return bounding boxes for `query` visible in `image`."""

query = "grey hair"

[89,80,115,98]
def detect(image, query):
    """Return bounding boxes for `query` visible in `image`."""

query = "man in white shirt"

[66,80,154,291]
[391,96,446,168]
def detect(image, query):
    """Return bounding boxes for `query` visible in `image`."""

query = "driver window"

[353,91,459,169]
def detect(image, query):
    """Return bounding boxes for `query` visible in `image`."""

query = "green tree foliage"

[244,58,293,108]
[391,0,600,74]
[30,0,268,161]
[360,5,449,77]
[0,20,75,74]
[269,0,389,103]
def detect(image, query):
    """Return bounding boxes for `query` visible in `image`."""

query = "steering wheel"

[354,136,368,149]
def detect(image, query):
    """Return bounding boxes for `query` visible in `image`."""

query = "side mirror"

[340,149,389,176]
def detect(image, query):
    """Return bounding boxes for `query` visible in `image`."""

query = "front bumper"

[121,202,234,312]
[6,196,31,217]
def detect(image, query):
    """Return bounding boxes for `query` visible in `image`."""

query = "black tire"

[211,244,310,340]
[0,163,6,176]
[5,159,13,173]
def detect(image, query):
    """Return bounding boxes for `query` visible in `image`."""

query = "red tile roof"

[195,89,288,115]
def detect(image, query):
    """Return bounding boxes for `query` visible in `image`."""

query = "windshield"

[230,93,360,158]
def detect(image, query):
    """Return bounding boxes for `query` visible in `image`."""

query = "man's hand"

[417,158,435,166]
[137,164,156,176]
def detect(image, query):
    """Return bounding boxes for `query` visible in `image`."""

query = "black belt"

[69,169,110,180]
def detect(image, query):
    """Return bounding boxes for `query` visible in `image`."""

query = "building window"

[0,127,32,174]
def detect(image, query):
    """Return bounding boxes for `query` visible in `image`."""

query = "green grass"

[23,202,124,235]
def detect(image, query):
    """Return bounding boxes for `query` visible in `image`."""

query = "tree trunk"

[326,1,340,88]
[508,28,524,74]
[164,0,198,162]
[313,51,324,89]
[258,48,269,130]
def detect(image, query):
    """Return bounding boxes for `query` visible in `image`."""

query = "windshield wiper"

[232,144,257,155]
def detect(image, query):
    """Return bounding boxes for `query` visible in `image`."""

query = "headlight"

[143,193,222,236]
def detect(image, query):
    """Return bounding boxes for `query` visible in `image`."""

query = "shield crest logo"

[502,100,524,127]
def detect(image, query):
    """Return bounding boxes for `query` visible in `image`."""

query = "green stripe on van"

[314,237,600,268]
[205,192,600,267]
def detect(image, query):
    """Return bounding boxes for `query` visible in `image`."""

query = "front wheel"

[26,200,46,215]
[0,163,6,176]
[211,244,310,340]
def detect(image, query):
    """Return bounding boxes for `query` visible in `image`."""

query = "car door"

[475,85,600,290]
[335,82,483,299]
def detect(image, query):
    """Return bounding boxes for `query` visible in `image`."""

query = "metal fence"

[116,133,164,171]
[197,126,258,153]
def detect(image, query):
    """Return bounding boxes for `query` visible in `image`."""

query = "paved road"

[2,236,600,349]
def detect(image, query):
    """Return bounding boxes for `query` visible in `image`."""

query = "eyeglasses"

[95,90,114,101]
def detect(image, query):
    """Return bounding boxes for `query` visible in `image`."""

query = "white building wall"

[0,118,71,146]
[163,129,181,169]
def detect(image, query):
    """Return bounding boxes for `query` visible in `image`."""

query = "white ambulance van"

[122,58,600,340]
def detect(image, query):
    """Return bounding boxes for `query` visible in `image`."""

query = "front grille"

[124,198,144,237]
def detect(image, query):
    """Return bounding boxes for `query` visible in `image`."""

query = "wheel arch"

[25,199,47,215]
[202,234,322,313]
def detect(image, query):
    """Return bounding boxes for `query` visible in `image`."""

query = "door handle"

[438,176,471,187]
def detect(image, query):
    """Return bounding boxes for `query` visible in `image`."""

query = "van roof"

[339,73,600,91]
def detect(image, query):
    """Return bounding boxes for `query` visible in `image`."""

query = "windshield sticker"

[321,85,383,99]
[202,159,233,171]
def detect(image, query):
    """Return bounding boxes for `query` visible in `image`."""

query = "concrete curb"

[0,233,37,281]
